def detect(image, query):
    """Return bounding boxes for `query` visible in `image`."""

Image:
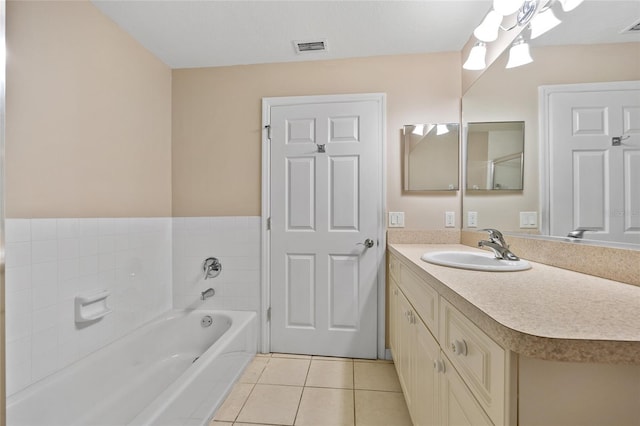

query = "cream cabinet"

[390,279,439,425]
[388,250,640,426]
[389,253,501,426]
[440,354,493,426]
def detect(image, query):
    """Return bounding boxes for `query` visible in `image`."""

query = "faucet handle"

[203,257,222,280]
[480,228,507,246]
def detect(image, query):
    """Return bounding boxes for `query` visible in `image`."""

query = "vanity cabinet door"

[440,298,506,425]
[393,286,440,426]
[440,355,494,426]
[389,279,399,358]
[413,318,440,426]
[395,290,414,408]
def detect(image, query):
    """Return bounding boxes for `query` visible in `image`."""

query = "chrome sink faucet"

[478,228,520,261]
[567,228,596,239]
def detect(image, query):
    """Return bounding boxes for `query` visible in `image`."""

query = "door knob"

[358,238,375,248]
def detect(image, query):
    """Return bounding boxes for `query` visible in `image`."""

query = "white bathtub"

[7,309,257,426]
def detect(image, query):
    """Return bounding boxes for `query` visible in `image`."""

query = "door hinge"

[265,124,271,141]
[266,307,271,322]
[266,217,271,230]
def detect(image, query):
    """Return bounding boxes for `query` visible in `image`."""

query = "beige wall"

[463,42,640,232]
[172,53,462,228]
[6,0,172,218]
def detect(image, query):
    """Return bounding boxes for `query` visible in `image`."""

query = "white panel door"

[268,97,381,358]
[548,84,640,244]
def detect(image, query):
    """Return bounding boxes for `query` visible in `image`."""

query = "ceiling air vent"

[294,39,328,54]
[621,18,640,33]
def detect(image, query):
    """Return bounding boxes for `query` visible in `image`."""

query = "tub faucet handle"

[203,257,222,280]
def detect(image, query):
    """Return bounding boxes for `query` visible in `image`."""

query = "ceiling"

[91,0,640,69]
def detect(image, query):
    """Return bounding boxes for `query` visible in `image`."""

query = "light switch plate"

[467,211,478,228]
[519,211,538,228]
[388,212,405,228]
[445,211,455,228]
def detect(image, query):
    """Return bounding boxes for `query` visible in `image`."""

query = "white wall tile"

[31,325,60,382]
[31,219,57,241]
[58,238,80,260]
[98,218,116,236]
[6,242,32,268]
[5,266,32,294]
[4,217,173,396]
[57,219,79,239]
[78,219,99,237]
[31,240,58,264]
[172,216,261,312]
[5,216,261,395]
[6,219,31,243]
[6,337,32,396]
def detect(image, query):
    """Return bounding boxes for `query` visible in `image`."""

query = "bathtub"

[7,309,257,426]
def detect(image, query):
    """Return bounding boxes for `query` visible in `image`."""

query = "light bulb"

[530,8,561,39]
[559,0,584,11]
[473,10,503,42]
[436,124,449,135]
[506,37,533,68]
[493,0,526,16]
[463,43,487,71]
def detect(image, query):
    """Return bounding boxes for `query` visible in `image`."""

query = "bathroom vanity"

[388,243,640,426]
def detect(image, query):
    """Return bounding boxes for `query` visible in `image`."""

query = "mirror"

[462,1,640,247]
[403,123,459,191]
[466,121,524,190]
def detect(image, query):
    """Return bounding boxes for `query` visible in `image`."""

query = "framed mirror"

[466,121,524,190]
[403,123,459,191]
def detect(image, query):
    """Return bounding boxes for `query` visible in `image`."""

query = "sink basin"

[421,251,531,272]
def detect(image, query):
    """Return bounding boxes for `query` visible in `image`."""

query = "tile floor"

[210,353,412,426]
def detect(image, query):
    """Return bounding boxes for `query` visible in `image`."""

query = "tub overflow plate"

[201,315,213,327]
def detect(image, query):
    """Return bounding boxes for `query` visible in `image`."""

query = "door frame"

[261,93,387,358]
[538,80,639,236]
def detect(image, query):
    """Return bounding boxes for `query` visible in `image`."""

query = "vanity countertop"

[388,243,640,364]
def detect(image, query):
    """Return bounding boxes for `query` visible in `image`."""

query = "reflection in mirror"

[466,122,524,190]
[403,123,459,191]
[462,41,639,241]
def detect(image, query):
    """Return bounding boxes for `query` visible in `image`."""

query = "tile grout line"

[352,357,357,426]
[230,356,270,424]
[230,382,256,424]
[291,357,312,426]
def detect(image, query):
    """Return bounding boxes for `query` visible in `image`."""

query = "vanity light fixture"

[559,0,585,12]
[493,0,526,16]
[474,10,503,42]
[464,0,584,71]
[530,6,562,38]
[412,124,425,136]
[463,42,487,70]
[436,124,450,135]
[506,36,533,68]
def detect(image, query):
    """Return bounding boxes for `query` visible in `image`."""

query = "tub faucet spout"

[201,288,215,301]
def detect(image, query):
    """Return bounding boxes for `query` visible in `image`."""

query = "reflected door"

[269,97,381,358]
[548,84,640,243]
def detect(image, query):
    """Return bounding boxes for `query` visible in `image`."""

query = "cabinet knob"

[451,339,468,356]
[434,359,446,373]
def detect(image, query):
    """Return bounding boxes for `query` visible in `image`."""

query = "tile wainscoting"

[4,215,262,397]
[4,217,173,395]
[172,216,261,311]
